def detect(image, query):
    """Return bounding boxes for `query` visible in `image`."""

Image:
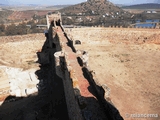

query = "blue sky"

[0,0,159,5]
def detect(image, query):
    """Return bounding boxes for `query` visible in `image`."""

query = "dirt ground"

[0,28,160,119]
[0,33,69,120]
[0,34,45,69]
[71,28,160,120]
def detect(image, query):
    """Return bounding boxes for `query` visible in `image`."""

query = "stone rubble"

[1,66,39,97]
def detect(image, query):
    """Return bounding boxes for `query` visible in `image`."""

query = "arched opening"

[75,40,81,45]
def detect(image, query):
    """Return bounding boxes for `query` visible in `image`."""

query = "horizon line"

[0,2,159,6]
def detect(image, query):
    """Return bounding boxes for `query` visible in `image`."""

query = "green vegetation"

[5,23,30,36]
[0,18,47,36]
[0,24,5,36]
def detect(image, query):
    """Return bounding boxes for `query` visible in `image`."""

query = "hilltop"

[59,0,127,16]
[58,0,132,27]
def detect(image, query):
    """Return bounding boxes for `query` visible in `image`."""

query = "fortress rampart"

[40,12,123,119]
[0,12,159,119]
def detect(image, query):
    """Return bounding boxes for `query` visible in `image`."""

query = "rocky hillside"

[59,0,130,16]
[58,0,132,27]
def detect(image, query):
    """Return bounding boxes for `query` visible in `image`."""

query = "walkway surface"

[56,26,107,119]
[57,27,94,97]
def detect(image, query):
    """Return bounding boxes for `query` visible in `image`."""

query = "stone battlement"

[44,12,123,119]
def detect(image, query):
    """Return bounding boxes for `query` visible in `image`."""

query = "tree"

[5,23,27,36]
[5,23,17,35]
[37,18,47,24]
[0,24,5,32]
[16,22,27,35]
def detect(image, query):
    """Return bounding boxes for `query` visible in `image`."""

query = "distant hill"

[28,4,39,6]
[56,0,133,27]
[58,0,127,16]
[0,10,13,23]
[53,5,72,8]
[0,4,8,6]
[115,4,127,7]
[122,3,160,9]
[46,5,71,10]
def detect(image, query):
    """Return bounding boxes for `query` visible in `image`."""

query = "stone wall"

[52,27,83,120]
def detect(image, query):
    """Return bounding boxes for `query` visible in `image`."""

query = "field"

[7,10,54,21]
[0,5,59,23]
[68,27,160,119]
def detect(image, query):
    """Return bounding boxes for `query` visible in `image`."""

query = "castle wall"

[51,27,83,120]
[55,21,124,119]
[47,14,122,118]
